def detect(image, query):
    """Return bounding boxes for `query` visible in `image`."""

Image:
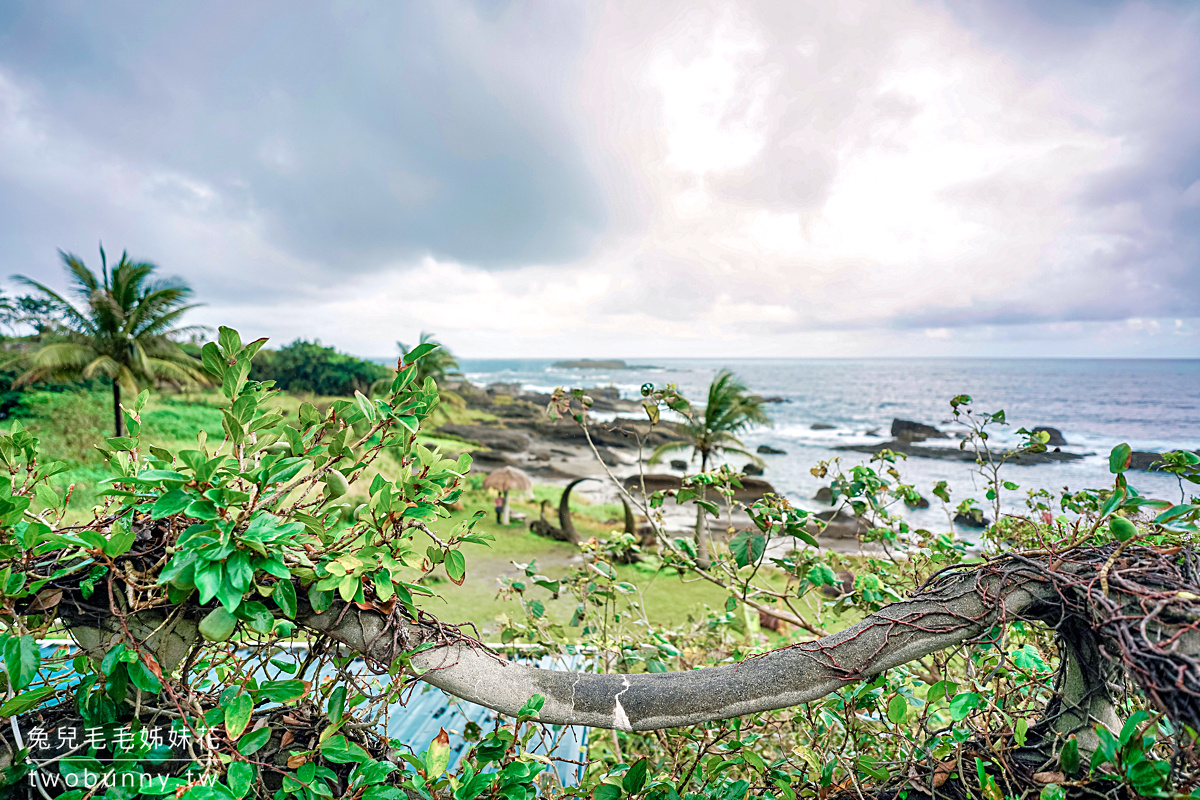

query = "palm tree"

[12,247,206,436]
[400,331,462,387]
[374,332,465,423]
[650,370,771,569]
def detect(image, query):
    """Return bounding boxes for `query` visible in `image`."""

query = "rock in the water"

[552,359,629,369]
[1129,451,1164,471]
[1031,426,1068,446]
[760,396,787,403]
[832,439,1085,465]
[904,495,930,509]
[864,428,880,437]
[813,486,834,504]
[670,459,688,471]
[743,463,764,477]
[891,419,948,442]
[810,423,835,430]
[954,510,990,529]
[757,444,787,455]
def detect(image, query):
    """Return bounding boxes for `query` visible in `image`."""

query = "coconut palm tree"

[12,247,206,436]
[400,332,462,387]
[650,369,771,568]
[374,332,464,423]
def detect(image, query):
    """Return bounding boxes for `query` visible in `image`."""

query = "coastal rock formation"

[833,439,1086,464]
[1130,451,1164,471]
[743,462,764,476]
[552,359,631,369]
[516,416,682,450]
[1032,426,1068,446]
[954,510,990,529]
[809,509,871,540]
[622,474,777,502]
[891,419,949,442]
[670,459,688,471]
[813,486,834,504]
[438,424,531,453]
[904,495,930,509]
[756,444,787,454]
[810,423,834,430]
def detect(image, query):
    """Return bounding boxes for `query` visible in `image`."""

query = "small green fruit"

[1109,516,1138,542]
[263,442,290,455]
[323,470,350,499]
[199,607,238,642]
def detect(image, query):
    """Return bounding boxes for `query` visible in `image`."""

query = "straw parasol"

[482,466,532,526]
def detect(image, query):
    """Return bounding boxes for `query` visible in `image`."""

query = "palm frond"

[9,276,92,332]
[648,440,692,465]
[81,355,121,381]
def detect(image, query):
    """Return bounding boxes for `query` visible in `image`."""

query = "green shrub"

[249,339,389,396]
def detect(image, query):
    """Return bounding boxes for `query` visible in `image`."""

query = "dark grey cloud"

[0,0,605,290]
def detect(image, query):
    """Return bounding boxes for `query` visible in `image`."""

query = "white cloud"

[1,0,1198,358]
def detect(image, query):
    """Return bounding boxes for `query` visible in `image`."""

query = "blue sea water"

[458,358,1200,518]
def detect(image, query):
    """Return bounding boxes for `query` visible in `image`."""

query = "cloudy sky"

[1,0,1197,358]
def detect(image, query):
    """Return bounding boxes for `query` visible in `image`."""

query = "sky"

[0,0,1197,359]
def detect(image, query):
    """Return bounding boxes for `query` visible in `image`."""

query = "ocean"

[456,358,1200,524]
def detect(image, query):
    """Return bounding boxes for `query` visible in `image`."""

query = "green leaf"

[949,691,980,721]
[1014,717,1029,747]
[104,518,136,558]
[224,693,253,739]
[237,726,271,755]
[3,635,39,691]
[259,680,307,703]
[1109,516,1138,542]
[806,563,837,587]
[322,734,370,764]
[199,607,238,642]
[728,531,766,568]
[0,685,54,716]
[309,587,333,614]
[445,550,466,585]
[152,489,193,519]
[218,326,243,359]
[1110,443,1132,474]
[1040,785,1065,800]
[403,342,439,364]
[1059,736,1080,777]
[274,580,297,619]
[622,759,648,795]
[201,342,226,379]
[227,762,254,799]
[517,694,545,720]
[886,695,907,725]
[927,680,958,705]
[327,686,346,723]
[593,785,622,800]
[128,659,162,694]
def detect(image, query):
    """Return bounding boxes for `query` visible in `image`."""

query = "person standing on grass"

[494,493,504,524]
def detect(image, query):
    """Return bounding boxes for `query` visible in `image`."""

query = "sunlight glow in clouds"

[0,0,1197,357]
